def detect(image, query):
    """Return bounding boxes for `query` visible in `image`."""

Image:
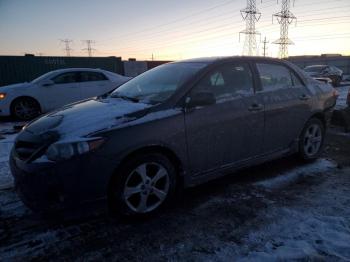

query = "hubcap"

[123,162,170,213]
[14,100,39,120]
[303,124,322,157]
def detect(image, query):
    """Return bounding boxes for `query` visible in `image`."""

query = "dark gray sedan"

[10,57,338,217]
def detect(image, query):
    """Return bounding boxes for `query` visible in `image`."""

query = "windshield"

[31,71,55,84]
[111,62,206,104]
[304,66,326,73]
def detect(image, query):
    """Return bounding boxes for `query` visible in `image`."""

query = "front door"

[40,71,82,111]
[184,62,265,175]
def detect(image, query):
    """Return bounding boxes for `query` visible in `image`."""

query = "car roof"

[48,68,106,74]
[175,56,289,64]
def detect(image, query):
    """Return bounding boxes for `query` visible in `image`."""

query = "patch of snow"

[47,98,152,139]
[255,158,336,190]
[0,123,19,189]
[236,207,350,261]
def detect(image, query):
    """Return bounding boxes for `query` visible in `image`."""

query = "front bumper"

[10,149,116,213]
[0,98,11,116]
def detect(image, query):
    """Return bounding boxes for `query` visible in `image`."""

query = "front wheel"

[109,153,177,218]
[298,118,325,161]
[11,97,41,120]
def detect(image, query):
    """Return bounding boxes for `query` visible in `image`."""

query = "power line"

[99,0,348,48]
[100,0,237,43]
[82,40,96,57]
[273,0,297,58]
[59,39,73,57]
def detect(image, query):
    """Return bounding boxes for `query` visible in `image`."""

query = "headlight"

[0,93,6,100]
[46,138,105,161]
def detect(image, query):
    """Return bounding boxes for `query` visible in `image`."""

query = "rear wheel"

[109,153,177,218]
[298,118,325,161]
[11,97,41,120]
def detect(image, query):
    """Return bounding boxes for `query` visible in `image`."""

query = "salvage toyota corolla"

[10,57,338,217]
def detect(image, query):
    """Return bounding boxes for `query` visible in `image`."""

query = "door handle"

[299,94,310,100]
[248,103,263,112]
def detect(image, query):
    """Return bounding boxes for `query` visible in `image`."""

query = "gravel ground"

[1,91,350,260]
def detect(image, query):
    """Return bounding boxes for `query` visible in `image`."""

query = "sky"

[0,0,349,60]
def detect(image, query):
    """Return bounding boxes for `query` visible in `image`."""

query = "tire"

[108,153,177,218]
[298,118,325,161]
[11,97,41,120]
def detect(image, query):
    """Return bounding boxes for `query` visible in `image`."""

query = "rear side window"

[192,63,254,101]
[256,63,292,91]
[52,72,78,84]
[80,72,108,82]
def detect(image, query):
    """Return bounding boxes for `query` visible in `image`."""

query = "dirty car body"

[10,57,337,215]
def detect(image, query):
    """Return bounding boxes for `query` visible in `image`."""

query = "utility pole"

[239,0,261,56]
[82,40,96,57]
[60,39,73,57]
[262,37,269,57]
[272,0,297,58]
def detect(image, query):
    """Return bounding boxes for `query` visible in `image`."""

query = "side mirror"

[42,80,54,87]
[187,92,216,108]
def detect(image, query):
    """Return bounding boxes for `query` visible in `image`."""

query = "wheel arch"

[108,144,185,192]
[10,95,42,115]
[309,111,326,128]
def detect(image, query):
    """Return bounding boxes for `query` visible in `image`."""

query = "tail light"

[333,88,339,97]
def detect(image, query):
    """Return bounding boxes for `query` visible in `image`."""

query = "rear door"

[40,71,81,110]
[184,62,265,175]
[255,62,312,153]
[79,71,112,98]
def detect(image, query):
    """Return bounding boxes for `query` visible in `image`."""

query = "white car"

[0,68,131,120]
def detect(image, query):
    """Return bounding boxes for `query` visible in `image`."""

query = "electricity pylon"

[60,39,73,57]
[240,0,261,56]
[273,0,297,58]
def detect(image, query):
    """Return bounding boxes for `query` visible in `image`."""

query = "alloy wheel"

[303,124,322,157]
[123,162,170,213]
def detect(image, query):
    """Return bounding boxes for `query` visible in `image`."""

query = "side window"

[257,63,293,91]
[80,72,108,82]
[192,63,254,101]
[291,71,304,87]
[52,72,78,84]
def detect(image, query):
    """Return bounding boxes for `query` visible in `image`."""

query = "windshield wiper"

[111,94,139,103]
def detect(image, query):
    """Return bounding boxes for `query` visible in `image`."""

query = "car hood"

[25,98,152,140]
[0,82,32,92]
